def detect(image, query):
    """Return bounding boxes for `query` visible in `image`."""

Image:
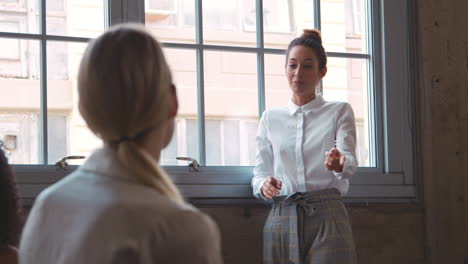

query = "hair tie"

[110,136,134,145]
[112,125,158,145]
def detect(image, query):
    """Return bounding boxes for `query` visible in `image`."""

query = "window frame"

[5,0,417,205]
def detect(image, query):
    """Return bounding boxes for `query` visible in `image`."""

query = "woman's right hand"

[261,176,282,199]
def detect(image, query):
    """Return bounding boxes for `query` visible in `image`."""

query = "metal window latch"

[176,157,200,172]
[55,155,86,170]
[1,135,17,150]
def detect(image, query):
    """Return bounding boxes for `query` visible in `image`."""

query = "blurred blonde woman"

[19,24,222,264]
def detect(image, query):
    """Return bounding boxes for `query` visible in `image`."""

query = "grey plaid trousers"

[263,188,357,264]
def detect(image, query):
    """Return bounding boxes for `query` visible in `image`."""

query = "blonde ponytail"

[78,24,183,202]
[117,141,183,201]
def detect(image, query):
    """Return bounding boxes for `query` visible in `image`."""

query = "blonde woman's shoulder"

[99,192,222,263]
[149,208,223,264]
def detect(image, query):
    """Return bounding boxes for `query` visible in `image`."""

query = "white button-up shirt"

[20,147,222,264]
[252,95,358,199]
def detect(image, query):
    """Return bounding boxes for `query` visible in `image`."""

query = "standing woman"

[0,142,23,264]
[19,24,222,264]
[252,29,358,264]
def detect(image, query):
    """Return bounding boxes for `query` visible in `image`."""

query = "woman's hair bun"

[301,29,322,44]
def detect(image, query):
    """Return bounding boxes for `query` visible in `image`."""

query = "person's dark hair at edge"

[0,142,22,249]
[286,29,327,70]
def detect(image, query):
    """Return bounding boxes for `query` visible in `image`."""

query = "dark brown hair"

[0,143,22,248]
[286,29,327,70]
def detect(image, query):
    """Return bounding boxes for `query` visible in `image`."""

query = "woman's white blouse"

[252,95,358,199]
[19,147,222,264]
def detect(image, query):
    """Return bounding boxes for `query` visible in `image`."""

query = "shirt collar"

[79,146,137,183]
[287,94,326,115]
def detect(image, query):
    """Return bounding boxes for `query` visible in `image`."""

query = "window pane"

[160,48,198,165]
[263,0,314,49]
[47,0,105,38]
[322,57,371,167]
[0,0,39,34]
[262,0,368,53]
[204,51,258,166]
[185,118,199,163]
[47,41,102,165]
[264,53,291,110]
[203,0,256,47]
[245,120,257,165]
[146,0,196,44]
[320,0,367,53]
[0,38,40,164]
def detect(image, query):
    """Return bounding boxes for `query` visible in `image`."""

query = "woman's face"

[286,45,327,99]
[162,84,178,148]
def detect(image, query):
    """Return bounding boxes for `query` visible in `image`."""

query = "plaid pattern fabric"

[263,189,357,264]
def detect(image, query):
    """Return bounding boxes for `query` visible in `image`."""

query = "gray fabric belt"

[273,189,342,216]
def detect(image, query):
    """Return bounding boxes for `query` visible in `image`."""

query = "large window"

[3,0,416,202]
[148,0,372,168]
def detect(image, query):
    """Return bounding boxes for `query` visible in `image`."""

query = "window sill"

[13,165,418,206]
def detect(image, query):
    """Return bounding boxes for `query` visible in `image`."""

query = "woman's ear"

[168,84,178,119]
[319,66,327,79]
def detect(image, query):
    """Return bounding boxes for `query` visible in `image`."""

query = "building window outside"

[0,0,105,165]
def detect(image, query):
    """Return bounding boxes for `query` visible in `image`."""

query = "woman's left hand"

[324,148,346,172]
